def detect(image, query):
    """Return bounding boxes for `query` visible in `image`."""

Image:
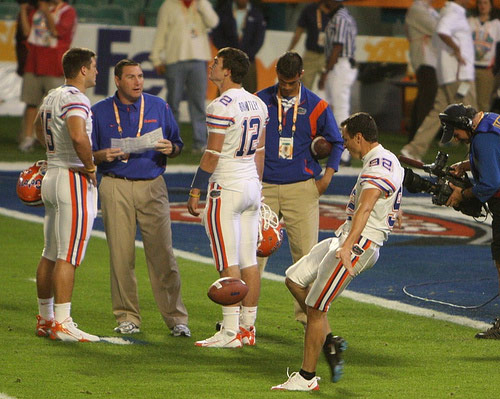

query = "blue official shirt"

[257,83,343,185]
[91,92,183,180]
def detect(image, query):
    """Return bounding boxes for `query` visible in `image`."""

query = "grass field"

[1,215,499,399]
[1,115,497,399]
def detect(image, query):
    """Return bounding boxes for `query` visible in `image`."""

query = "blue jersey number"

[43,111,55,153]
[388,187,402,228]
[235,117,261,157]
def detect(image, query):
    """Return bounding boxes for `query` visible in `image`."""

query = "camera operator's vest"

[473,112,500,199]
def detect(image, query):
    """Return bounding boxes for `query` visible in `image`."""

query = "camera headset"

[438,103,476,144]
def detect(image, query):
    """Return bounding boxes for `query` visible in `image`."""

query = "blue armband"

[191,167,212,189]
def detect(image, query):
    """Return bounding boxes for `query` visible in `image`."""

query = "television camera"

[400,151,486,218]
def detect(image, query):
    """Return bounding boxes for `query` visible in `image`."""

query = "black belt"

[104,173,154,181]
[475,65,491,70]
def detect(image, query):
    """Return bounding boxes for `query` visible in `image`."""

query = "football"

[310,136,333,160]
[207,277,249,306]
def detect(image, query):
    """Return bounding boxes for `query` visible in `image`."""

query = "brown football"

[310,136,333,160]
[207,277,249,305]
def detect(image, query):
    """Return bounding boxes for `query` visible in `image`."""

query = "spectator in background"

[318,0,357,167]
[211,0,266,94]
[287,0,337,90]
[468,0,500,112]
[405,0,439,141]
[150,0,219,154]
[401,0,477,162]
[18,0,76,153]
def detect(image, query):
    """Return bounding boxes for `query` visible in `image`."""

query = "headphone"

[438,113,473,132]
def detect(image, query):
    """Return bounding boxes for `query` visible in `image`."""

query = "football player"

[33,47,99,342]
[272,112,404,390]
[187,47,268,348]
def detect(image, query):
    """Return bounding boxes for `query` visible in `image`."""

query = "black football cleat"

[475,318,500,339]
[323,335,348,382]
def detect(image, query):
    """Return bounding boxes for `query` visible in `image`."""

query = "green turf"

[1,215,498,399]
[0,115,470,167]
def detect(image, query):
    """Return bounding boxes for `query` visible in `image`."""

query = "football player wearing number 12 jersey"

[272,112,404,391]
[187,47,269,348]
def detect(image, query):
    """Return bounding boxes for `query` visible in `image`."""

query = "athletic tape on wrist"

[191,167,212,189]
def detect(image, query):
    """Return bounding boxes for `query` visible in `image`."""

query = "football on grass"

[207,277,249,306]
[310,136,333,160]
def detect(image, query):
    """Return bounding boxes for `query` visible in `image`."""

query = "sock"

[37,297,54,321]
[241,306,257,329]
[324,332,334,347]
[299,369,316,380]
[54,302,71,323]
[222,306,240,333]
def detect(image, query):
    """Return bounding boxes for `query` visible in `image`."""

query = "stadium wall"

[0,21,409,130]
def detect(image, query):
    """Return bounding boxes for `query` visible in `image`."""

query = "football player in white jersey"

[33,47,99,342]
[272,112,404,391]
[187,47,268,348]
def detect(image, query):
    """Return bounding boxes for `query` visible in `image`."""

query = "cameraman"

[18,0,76,153]
[440,103,500,339]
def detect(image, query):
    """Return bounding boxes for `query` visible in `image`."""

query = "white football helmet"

[257,203,283,257]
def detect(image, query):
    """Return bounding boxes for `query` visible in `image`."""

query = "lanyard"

[316,8,323,31]
[277,94,299,136]
[113,94,144,137]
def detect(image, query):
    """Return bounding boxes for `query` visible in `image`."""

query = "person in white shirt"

[405,0,439,140]
[187,47,268,348]
[272,112,403,391]
[468,0,500,111]
[401,0,477,162]
[150,0,219,153]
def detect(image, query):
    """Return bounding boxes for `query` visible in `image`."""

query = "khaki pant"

[99,175,188,329]
[475,67,495,112]
[402,80,477,159]
[258,179,320,324]
[302,50,325,91]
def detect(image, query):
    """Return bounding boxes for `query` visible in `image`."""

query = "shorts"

[21,73,64,107]
[286,235,380,312]
[41,167,97,266]
[203,179,261,272]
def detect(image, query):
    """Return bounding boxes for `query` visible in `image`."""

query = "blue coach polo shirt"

[256,84,343,185]
[91,92,183,180]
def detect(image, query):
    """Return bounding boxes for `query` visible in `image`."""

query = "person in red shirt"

[18,0,76,153]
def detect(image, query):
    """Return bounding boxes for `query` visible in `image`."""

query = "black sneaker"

[323,335,348,382]
[475,318,500,339]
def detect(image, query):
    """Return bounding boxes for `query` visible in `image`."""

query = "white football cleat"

[50,317,100,342]
[271,370,320,391]
[240,325,256,346]
[195,329,242,348]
